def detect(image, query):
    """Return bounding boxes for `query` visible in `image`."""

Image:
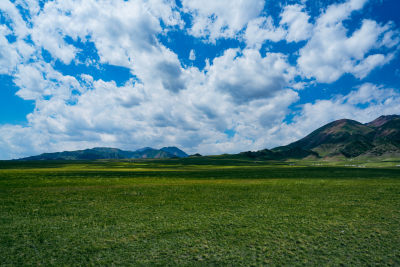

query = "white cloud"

[0,45,301,159]
[30,0,159,65]
[189,49,196,61]
[0,0,399,160]
[193,89,299,155]
[0,1,36,74]
[12,0,187,96]
[13,0,41,17]
[344,83,398,105]
[244,4,313,48]
[317,0,367,26]
[182,0,264,42]
[13,61,81,100]
[0,0,30,37]
[0,26,20,74]
[206,48,296,104]
[280,4,312,42]
[352,53,393,79]
[298,0,399,83]
[244,16,285,48]
[0,125,40,160]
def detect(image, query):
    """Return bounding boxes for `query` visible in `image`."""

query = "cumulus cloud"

[244,16,285,48]
[182,0,264,42]
[9,0,187,96]
[30,0,181,66]
[280,4,313,42]
[344,83,399,105]
[0,47,301,159]
[0,26,20,74]
[0,72,295,159]
[0,0,399,160]
[13,61,81,100]
[298,0,399,83]
[244,3,313,49]
[206,49,296,104]
[0,0,30,37]
[0,0,36,74]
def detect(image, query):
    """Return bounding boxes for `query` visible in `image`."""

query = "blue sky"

[0,0,399,159]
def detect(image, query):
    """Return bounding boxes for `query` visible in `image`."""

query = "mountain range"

[238,115,400,160]
[18,115,400,161]
[19,146,188,160]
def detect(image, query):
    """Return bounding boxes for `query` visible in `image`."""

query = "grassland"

[0,159,399,266]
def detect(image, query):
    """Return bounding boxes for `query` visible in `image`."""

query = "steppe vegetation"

[1,159,399,265]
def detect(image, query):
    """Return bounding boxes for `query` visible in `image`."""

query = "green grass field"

[1,159,399,266]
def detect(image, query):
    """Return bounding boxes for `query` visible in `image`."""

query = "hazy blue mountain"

[135,147,155,152]
[135,147,176,159]
[18,146,188,160]
[161,147,188,158]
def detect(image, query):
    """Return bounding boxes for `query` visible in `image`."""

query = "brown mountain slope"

[270,115,400,159]
[362,115,400,157]
[280,119,375,157]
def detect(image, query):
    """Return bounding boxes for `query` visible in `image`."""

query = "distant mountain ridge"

[160,147,189,158]
[17,115,400,161]
[19,146,188,160]
[239,115,400,160]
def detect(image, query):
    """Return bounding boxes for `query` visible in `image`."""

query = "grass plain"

[0,158,399,266]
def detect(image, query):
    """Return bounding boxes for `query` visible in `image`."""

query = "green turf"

[0,160,399,266]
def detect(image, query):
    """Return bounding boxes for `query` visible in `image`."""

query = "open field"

[1,159,399,266]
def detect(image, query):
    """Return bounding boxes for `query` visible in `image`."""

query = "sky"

[0,0,399,159]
